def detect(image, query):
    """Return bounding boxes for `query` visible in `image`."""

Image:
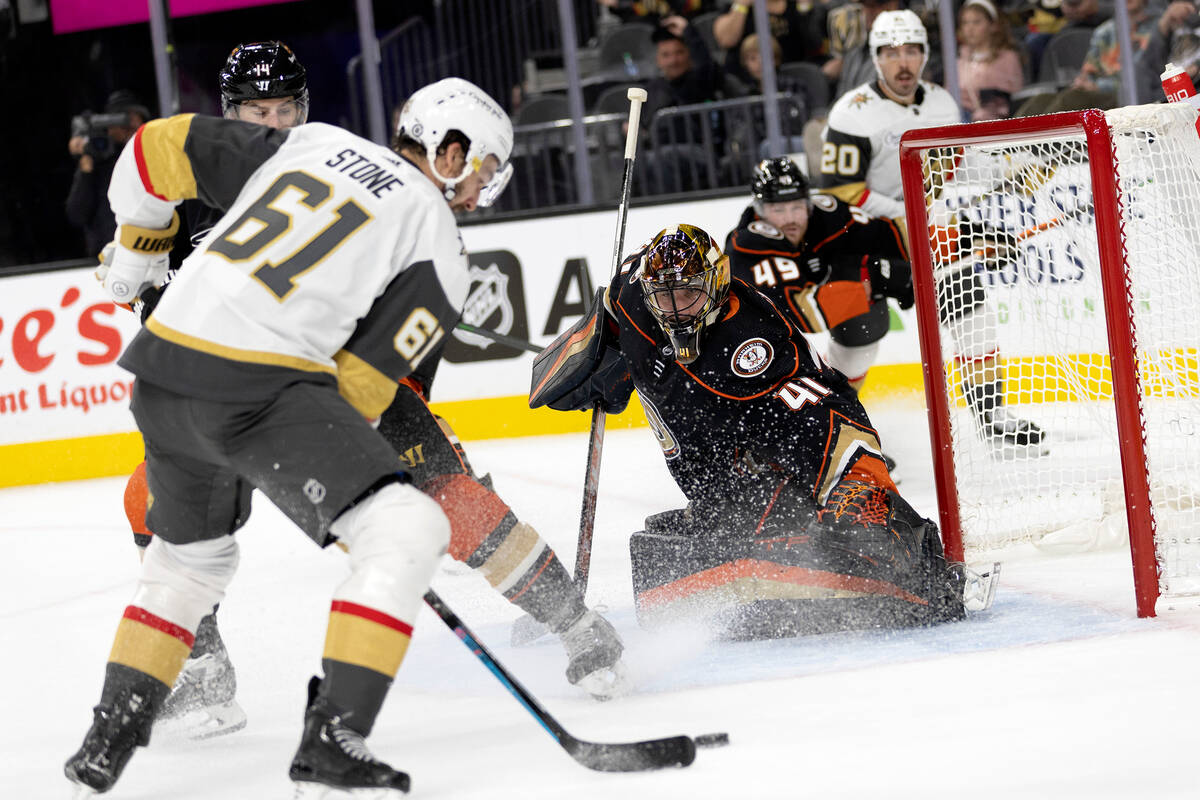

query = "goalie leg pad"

[630,485,964,638]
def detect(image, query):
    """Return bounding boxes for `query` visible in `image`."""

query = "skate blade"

[576,659,633,701]
[293,782,408,799]
[70,785,98,800]
[964,562,1001,612]
[153,700,247,742]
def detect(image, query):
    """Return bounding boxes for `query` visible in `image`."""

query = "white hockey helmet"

[869,10,929,82]
[397,77,514,207]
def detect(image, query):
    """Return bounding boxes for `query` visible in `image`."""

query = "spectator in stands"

[597,0,717,25]
[731,32,783,92]
[1137,0,1200,93]
[826,0,900,103]
[713,0,829,86]
[723,33,808,166]
[957,0,1026,120]
[1023,0,1110,78]
[1168,30,1200,81]
[640,15,732,190]
[64,91,151,258]
[1015,0,1194,116]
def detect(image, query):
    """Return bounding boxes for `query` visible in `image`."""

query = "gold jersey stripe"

[146,317,338,375]
[322,609,413,677]
[135,115,199,201]
[820,183,868,206]
[334,349,399,419]
[108,617,192,687]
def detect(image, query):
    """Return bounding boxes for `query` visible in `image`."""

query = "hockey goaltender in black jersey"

[531,224,964,639]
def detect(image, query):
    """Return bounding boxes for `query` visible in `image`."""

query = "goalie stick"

[424,589,728,772]
[574,87,648,589]
[512,89,648,649]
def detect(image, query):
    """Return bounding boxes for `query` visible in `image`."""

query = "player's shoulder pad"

[682,280,801,398]
[747,219,785,240]
[826,82,883,137]
[809,192,841,215]
[918,82,963,124]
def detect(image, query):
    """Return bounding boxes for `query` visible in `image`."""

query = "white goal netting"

[913,104,1200,599]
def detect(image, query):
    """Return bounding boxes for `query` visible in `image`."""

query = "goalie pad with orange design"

[629,480,964,638]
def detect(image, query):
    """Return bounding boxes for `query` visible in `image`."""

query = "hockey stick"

[512,88,648,648]
[454,321,542,354]
[424,589,727,771]
[574,87,647,589]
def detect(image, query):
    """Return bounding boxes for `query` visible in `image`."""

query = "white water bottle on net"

[898,104,1200,617]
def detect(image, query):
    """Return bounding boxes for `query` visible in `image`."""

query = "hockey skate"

[559,608,631,700]
[64,692,155,796]
[153,647,246,741]
[289,699,410,799]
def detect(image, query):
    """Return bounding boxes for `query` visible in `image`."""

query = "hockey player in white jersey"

[819,10,1045,452]
[65,78,515,798]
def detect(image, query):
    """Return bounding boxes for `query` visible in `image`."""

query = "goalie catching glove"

[96,212,180,306]
[529,289,634,414]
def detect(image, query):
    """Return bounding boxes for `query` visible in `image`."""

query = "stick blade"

[565,734,696,772]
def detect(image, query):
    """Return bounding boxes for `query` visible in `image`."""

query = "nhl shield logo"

[455,263,514,350]
[303,478,327,505]
[731,338,773,377]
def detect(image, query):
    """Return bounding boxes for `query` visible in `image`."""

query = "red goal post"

[898,107,1200,618]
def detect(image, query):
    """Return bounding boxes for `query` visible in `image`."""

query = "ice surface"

[4,407,1200,798]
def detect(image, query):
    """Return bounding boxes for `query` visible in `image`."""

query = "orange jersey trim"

[638,558,927,609]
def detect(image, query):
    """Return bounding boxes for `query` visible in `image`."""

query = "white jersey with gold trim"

[818,81,960,220]
[112,115,468,415]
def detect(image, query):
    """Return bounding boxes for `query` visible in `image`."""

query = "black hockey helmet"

[219,41,309,121]
[751,157,810,210]
[637,224,730,365]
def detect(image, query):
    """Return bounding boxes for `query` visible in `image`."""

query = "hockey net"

[898,105,1200,616]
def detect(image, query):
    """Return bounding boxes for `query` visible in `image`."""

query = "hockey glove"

[867,257,914,310]
[956,219,1019,272]
[95,213,179,306]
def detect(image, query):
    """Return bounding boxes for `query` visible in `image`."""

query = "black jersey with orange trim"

[724,197,907,333]
[112,114,469,419]
[606,253,893,523]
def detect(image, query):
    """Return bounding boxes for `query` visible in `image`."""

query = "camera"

[70,110,132,139]
[70,111,131,161]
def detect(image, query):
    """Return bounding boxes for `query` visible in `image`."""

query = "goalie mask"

[396,78,514,207]
[636,224,730,365]
[219,41,309,125]
[868,10,929,86]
